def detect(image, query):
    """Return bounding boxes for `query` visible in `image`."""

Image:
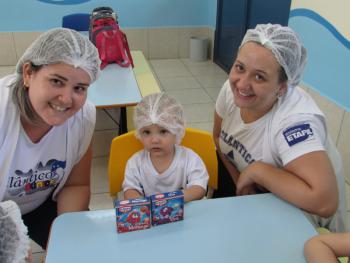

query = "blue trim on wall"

[37,0,91,5]
[290,8,350,50]
[0,0,216,31]
[289,12,350,111]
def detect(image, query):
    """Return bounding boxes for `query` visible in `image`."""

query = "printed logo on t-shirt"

[283,123,314,147]
[7,159,66,197]
[220,130,255,164]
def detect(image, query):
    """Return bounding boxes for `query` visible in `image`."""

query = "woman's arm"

[236,150,338,217]
[304,232,350,262]
[56,142,92,215]
[213,111,240,184]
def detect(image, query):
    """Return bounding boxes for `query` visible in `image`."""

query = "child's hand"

[124,189,143,200]
[183,186,206,202]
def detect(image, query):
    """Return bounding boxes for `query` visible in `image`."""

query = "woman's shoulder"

[216,79,236,116]
[274,86,324,120]
[0,74,19,124]
[269,86,327,137]
[0,74,16,98]
[68,100,96,127]
[82,100,96,121]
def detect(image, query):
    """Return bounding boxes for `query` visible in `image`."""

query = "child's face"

[139,124,176,158]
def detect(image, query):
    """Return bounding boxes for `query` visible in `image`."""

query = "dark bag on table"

[89,6,134,69]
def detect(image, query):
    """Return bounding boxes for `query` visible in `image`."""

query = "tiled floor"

[29,58,350,262]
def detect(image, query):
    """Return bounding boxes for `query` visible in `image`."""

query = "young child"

[122,93,209,202]
[304,232,350,263]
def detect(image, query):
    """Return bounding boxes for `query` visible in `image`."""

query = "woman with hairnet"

[122,93,209,202]
[213,24,347,232]
[0,27,101,250]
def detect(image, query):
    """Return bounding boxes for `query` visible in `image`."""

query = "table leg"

[119,107,128,135]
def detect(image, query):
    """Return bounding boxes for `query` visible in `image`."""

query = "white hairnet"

[16,28,101,83]
[0,200,30,263]
[240,24,307,88]
[134,93,185,144]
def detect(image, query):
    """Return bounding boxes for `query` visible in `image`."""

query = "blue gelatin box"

[151,190,184,226]
[115,197,151,233]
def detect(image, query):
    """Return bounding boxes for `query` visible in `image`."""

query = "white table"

[46,193,317,263]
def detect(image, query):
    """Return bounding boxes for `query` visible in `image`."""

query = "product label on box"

[115,198,151,233]
[151,191,184,226]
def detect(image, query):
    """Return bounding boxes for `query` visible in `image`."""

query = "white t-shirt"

[216,80,347,232]
[0,74,96,214]
[216,80,326,171]
[122,145,209,197]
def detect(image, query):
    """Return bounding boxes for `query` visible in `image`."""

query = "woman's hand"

[236,162,260,195]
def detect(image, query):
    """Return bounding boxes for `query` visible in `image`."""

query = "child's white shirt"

[122,145,209,197]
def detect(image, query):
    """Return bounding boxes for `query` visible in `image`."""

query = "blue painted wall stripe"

[289,11,350,111]
[0,0,217,31]
[290,8,350,50]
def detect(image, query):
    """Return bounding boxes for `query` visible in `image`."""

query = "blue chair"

[62,13,90,31]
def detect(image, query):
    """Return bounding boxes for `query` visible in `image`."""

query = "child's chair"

[108,127,218,198]
[62,13,90,31]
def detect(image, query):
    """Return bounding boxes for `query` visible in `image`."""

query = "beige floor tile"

[150,59,184,68]
[187,64,228,78]
[91,157,109,194]
[166,88,213,105]
[152,66,192,78]
[158,76,201,91]
[195,74,227,88]
[181,58,213,67]
[89,193,115,210]
[204,87,222,102]
[183,103,215,123]
[150,59,192,78]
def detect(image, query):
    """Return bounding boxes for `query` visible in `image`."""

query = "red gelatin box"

[151,190,184,226]
[115,197,151,233]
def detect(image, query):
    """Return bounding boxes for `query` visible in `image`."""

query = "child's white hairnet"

[16,27,101,83]
[134,93,185,144]
[240,23,307,88]
[0,200,30,263]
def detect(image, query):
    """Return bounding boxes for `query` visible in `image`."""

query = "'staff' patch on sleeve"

[283,123,314,147]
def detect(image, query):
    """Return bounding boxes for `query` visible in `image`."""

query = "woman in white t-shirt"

[0,28,101,249]
[213,24,347,232]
